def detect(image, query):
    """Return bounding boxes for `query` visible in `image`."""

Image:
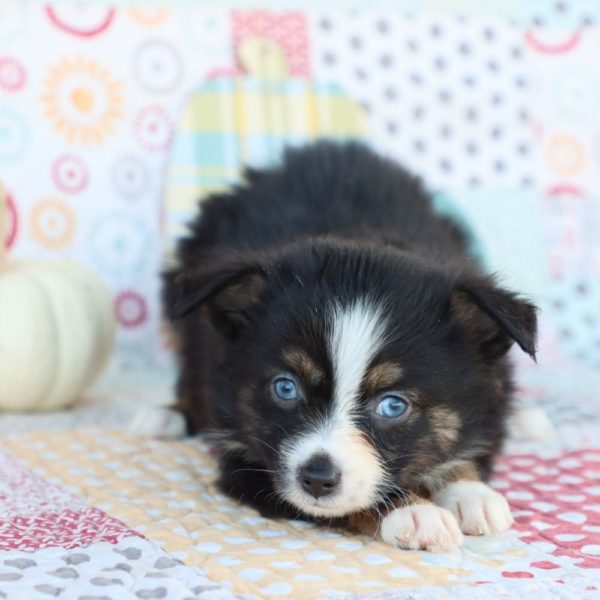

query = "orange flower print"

[41,57,123,145]
[29,198,76,250]
[545,133,586,177]
[127,6,171,27]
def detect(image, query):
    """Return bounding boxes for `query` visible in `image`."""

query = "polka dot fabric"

[0,537,240,600]
[310,11,537,190]
[494,451,600,569]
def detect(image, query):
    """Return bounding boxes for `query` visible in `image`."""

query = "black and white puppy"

[140,141,537,551]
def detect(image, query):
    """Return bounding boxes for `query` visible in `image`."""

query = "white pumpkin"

[0,188,116,412]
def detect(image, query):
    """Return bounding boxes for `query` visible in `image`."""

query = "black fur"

[164,141,537,522]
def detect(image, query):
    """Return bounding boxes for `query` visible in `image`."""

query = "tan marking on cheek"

[364,362,405,394]
[283,347,324,386]
[336,428,380,462]
[335,427,382,488]
[429,407,461,452]
[347,428,375,448]
[399,436,438,488]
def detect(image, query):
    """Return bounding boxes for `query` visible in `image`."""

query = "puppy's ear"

[163,260,267,336]
[451,277,538,361]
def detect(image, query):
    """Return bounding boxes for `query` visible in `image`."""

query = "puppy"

[155,141,537,551]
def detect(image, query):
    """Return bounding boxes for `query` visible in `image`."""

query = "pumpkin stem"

[0,183,6,267]
[237,37,288,81]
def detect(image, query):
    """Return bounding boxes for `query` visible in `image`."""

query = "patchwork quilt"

[1,1,599,598]
[2,0,600,380]
[1,355,599,600]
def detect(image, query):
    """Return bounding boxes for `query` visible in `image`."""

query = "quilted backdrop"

[1,0,599,384]
[1,2,599,599]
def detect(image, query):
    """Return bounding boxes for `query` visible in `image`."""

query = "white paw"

[380,503,463,552]
[432,481,514,536]
[128,407,187,440]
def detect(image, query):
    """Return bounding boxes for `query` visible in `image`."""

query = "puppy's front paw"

[433,481,514,536]
[380,503,463,552]
[128,407,187,440]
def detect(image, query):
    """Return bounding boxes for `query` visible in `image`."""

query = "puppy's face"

[257,299,421,518]
[171,242,537,518]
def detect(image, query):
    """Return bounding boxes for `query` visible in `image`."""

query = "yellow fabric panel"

[5,430,473,599]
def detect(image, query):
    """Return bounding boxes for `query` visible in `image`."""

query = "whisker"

[243,434,280,456]
[274,423,290,438]
[230,467,278,476]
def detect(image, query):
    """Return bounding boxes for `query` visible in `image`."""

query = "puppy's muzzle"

[298,454,341,499]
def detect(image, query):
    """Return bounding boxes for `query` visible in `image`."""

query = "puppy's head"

[167,240,537,517]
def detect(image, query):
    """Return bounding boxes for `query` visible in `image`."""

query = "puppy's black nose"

[298,455,341,498]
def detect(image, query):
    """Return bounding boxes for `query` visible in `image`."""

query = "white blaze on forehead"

[328,299,388,427]
[279,299,388,517]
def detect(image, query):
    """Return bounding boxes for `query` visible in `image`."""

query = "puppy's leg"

[128,373,194,440]
[430,465,513,536]
[128,406,188,440]
[348,493,463,553]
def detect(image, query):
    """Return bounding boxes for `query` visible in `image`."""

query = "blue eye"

[273,377,299,402]
[376,394,409,419]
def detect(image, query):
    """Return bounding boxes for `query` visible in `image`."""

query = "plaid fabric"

[163,76,367,248]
